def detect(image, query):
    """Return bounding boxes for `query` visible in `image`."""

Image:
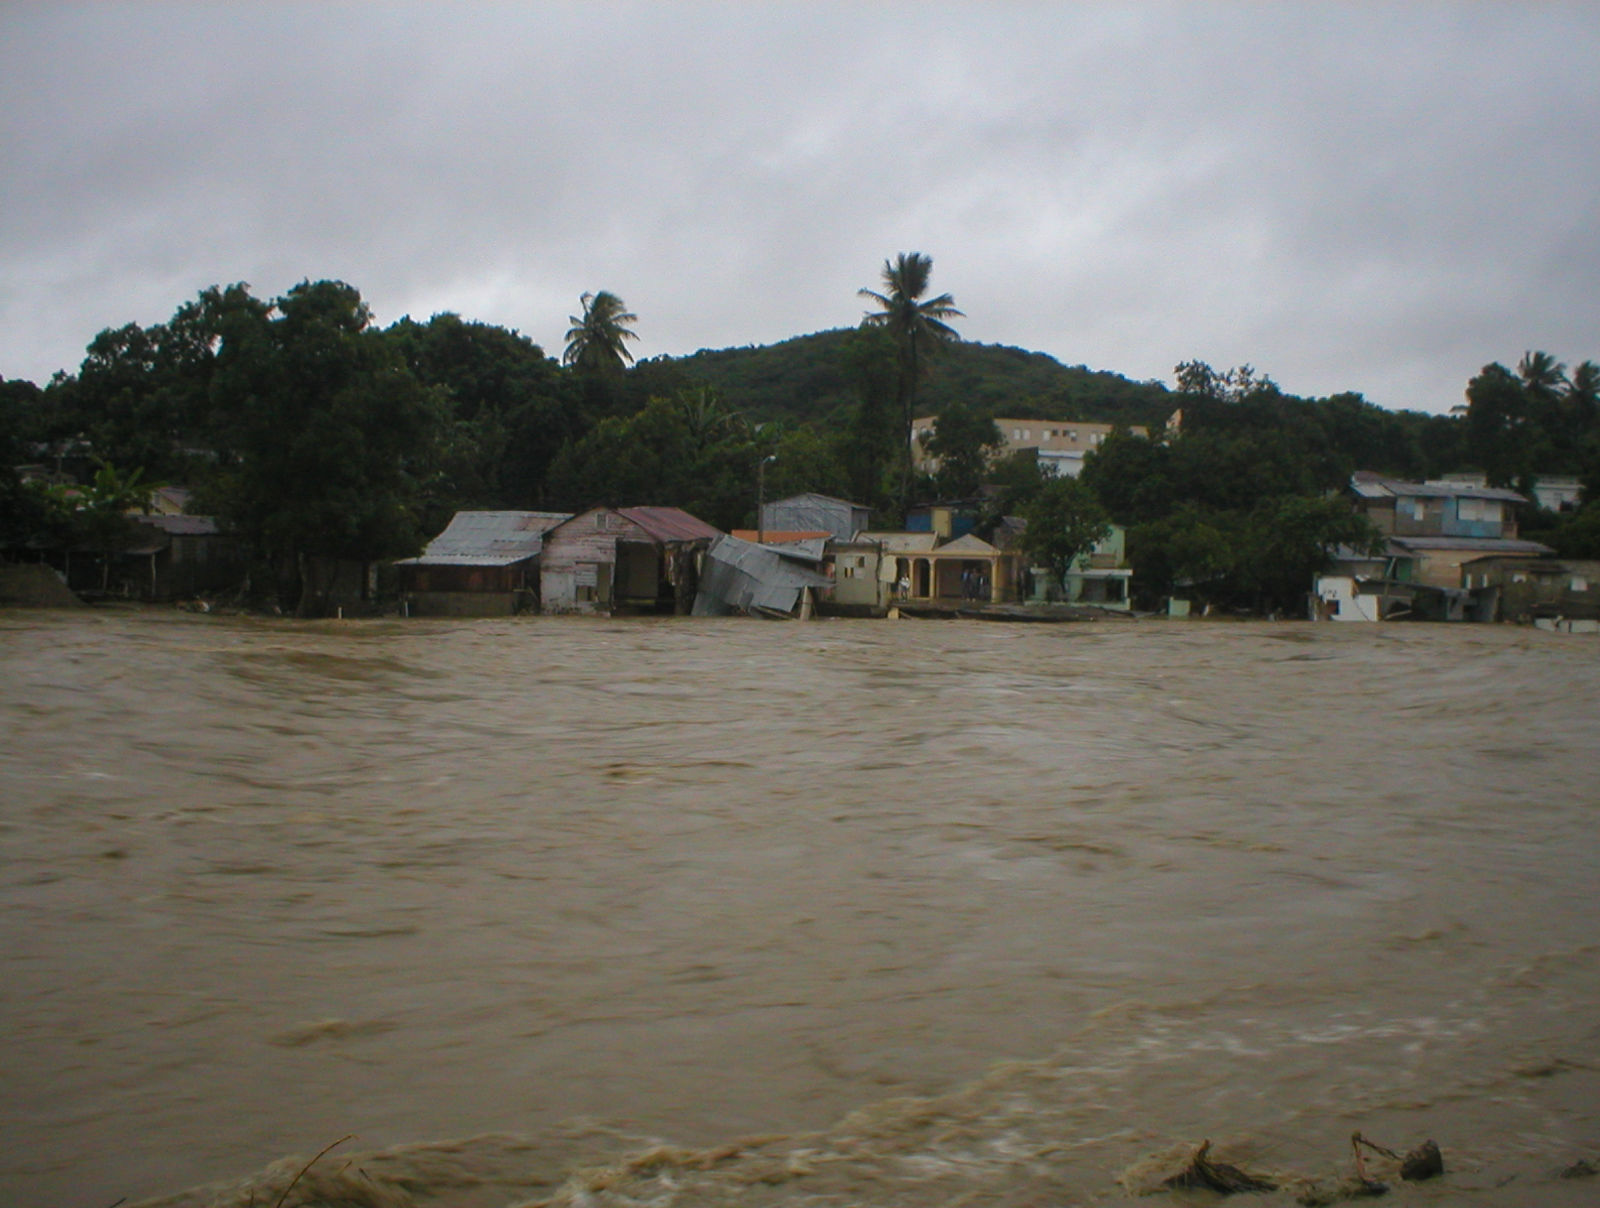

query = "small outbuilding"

[759,493,872,542]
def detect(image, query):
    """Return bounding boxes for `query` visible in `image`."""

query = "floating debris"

[1296,1175,1388,1206]
[1399,1139,1443,1181]
[1352,1131,1443,1183]
[1161,1140,1277,1195]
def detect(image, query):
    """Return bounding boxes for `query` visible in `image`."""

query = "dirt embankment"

[0,564,83,608]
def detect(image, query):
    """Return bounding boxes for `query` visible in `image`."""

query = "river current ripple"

[1,611,1596,1207]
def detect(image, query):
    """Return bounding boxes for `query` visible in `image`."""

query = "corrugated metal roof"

[397,510,571,566]
[768,492,869,510]
[133,514,219,536]
[1391,536,1554,555]
[1351,475,1526,503]
[616,506,722,543]
[692,534,833,616]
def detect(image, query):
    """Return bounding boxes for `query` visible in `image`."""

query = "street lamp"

[756,453,777,544]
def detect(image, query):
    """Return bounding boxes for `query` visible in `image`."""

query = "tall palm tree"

[1564,360,1599,429]
[1518,349,1570,440]
[563,291,638,375]
[1517,349,1568,397]
[859,252,963,513]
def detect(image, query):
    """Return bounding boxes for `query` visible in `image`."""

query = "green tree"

[0,377,59,549]
[1464,362,1532,486]
[674,385,746,455]
[763,422,852,508]
[385,312,575,514]
[1564,360,1599,432]
[563,291,639,377]
[1127,506,1238,606]
[838,327,902,515]
[1017,474,1111,599]
[1079,429,1175,525]
[1239,494,1383,615]
[1548,502,1600,558]
[203,280,443,616]
[923,403,1001,498]
[545,392,758,529]
[858,252,964,513]
[1173,360,1277,404]
[75,462,155,592]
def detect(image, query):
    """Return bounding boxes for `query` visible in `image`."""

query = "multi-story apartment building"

[910,416,1146,478]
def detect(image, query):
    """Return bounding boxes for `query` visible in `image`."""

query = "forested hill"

[664,329,1176,428]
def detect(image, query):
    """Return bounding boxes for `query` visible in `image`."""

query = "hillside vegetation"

[666,329,1175,429]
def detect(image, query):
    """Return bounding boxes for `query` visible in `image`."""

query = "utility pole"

[756,454,776,544]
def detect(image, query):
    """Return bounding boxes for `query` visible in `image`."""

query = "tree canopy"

[202,280,445,615]
[923,403,1001,499]
[1017,475,1111,596]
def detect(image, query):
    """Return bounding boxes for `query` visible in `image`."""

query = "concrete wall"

[829,546,887,609]
[1314,575,1382,622]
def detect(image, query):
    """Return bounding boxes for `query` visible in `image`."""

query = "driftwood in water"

[1352,1131,1443,1183]
[1399,1139,1443,1181]
[1162,1140,1276,1194]
[1295,1176,1388,1205]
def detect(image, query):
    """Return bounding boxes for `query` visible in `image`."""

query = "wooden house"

[64,513,242,601]
[1349,473,1551,589]
[396,510,571,616]
[540,506,722,615]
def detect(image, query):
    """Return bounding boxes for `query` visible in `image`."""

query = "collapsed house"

[692,533,833,618]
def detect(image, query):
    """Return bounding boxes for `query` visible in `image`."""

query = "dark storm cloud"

[2,2,1596,412]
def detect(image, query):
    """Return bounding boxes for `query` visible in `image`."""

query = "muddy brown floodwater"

[1,609,1597,1208]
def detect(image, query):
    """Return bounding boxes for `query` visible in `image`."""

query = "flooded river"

[1,610,1596,1207]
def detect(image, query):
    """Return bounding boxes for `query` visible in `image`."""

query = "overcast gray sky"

[2,2,1596,413]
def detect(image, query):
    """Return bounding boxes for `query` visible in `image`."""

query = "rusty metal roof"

[616,506,722,543]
